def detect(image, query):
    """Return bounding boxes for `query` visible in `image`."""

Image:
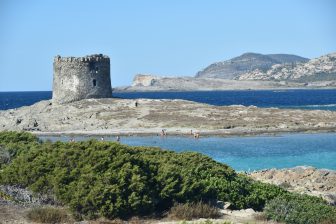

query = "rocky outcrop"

[238,53,336,82]
[1,98,336,136]
[132,74,159,87]
[195,53,308,79]
[249,166,336,205]
[0,185,57,206]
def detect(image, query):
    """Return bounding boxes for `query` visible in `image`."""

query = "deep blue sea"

[39,133,336,171]
[1,89,336,110]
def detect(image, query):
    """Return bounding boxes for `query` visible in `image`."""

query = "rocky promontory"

[118,52,336,92]
[249,166,336,205]
[121,75,336,92]
[1,98,336,136]
[121,74,314,92]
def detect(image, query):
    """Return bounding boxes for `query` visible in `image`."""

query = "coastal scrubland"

[0,131,335,223]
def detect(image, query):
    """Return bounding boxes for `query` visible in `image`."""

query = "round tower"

[52,54,112,104]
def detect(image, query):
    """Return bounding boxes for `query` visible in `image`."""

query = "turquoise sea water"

[40,133,336,171]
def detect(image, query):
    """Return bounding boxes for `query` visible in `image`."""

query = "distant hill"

[237,52,336,82]
[195,53,309,79]
[122,52,336,91]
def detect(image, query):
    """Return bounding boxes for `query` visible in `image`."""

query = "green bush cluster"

[0,131,39,144]
[265,194,336,224]
[0,131,39,168]
[0,131,335,223]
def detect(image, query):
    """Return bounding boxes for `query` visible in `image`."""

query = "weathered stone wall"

[52,54,112,104]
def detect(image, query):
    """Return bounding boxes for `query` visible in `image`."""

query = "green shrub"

[0,131,39,167]
[26,207,71,223]
[0,139,240,218]
[168,201,221,220]
[264,194,336,224]
[0,131,38,145]
[0,131,334,223]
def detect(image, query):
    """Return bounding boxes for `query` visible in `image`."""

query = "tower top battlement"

[54,54,110,63]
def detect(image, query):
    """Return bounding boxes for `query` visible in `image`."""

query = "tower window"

[93,79,97,87]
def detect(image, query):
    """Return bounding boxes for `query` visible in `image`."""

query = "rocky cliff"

[238,53,336,82]
[132,74,159,87]
[195,53,308,79]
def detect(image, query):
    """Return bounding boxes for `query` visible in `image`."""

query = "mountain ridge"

[237,52,336,81]
[195,52,309,79]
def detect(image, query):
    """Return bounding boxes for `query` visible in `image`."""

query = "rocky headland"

[1,98,336,136]
[121,75,304,92]
[118,52,336,92]
[249,166,336,205]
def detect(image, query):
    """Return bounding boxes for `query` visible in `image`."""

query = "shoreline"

[32,127,336,137]
[35,131,336,173]
[113,86,336,92]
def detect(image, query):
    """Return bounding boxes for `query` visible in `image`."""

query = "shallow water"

[39,132,336,171]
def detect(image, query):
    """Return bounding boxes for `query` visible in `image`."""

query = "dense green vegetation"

[265,195,336,224]
[0,131,335,223]
[0,131,39,168]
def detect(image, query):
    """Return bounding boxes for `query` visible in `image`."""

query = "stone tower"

[52,54,112,104]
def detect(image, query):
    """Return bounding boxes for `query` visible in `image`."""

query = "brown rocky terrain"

[0,98,336,136]
[249,166,336,205]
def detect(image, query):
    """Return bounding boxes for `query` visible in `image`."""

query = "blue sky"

[0,0,335,91]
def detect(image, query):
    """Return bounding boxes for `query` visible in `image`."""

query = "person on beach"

[194,132,200,139]
[161,129,167,136]
[101,137,104,141]
[190,130,193,135]
[116,136,120,142]
[135,101,138,107]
